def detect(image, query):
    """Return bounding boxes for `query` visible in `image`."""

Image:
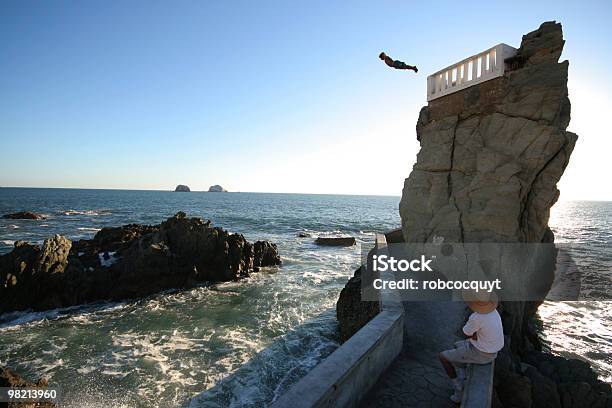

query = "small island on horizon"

[208,185,228,192]
[173,184,229,192]
[174,184,191,192]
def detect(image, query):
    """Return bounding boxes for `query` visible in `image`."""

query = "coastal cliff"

[400,21,575,351]
[0,212,281,313]
[338,21,611,406]
[397,21,611,407]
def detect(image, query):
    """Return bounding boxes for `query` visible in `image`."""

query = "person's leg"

[452,341,470,381]
[438,353,457,378]
[440,347,470,403]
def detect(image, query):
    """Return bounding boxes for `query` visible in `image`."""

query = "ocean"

[0,188,609,407]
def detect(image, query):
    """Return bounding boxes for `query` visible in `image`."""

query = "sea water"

[0,188,609,407]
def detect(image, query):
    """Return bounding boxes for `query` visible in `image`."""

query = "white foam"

[98,251,118,267]
[64,209,112,216]
[76,365,97,375]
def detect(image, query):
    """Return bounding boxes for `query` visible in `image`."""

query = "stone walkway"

[360,301,469,408]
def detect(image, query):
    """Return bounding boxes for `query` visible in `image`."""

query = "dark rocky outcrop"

[208,185,228,192]
[315,237,356,246]
[0,212,281,313]
[384,228,404,244]
[493,350,612,408]
[336,266,380,342]
[2,211,46,220]
[174,184,191,192]
[0,366,57,407]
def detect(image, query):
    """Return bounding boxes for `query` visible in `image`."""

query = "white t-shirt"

[462,310,504,354]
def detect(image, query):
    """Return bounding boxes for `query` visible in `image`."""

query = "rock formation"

[208,185,228,192]
[400,20,574,346]
[397,21,611,407]
[0,212,281,313]
[2,211,46,220]
[174,184,191,192]
[337,21,610,407]
[336,266,380,342]
[0,366,57,408]
[399,20,578,348]
[315,237,356,246]
[400,21,575,246]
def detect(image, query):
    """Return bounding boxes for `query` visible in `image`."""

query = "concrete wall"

[461,362,495,408]
[270,234,403,408]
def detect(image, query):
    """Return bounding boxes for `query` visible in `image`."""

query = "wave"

[77,227,102,232]
[0,301,128,330]
[63,209,112,216]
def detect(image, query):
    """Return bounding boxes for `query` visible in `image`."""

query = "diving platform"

[427,43,517,101]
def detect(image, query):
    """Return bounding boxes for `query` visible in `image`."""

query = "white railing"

[427,43,517,102]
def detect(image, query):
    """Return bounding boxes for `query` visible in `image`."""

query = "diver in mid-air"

[379,52,418,73]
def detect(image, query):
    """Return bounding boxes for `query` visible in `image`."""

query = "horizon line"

[0,186,610,203]
[0,185,403,198]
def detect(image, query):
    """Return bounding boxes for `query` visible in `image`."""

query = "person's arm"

[463,313,480,339]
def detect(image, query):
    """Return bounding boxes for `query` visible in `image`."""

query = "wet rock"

[0,212,281,313]
[0,366,57,407]
[174,184,190,192]
[315,237,356,246]
[2,211,46,220]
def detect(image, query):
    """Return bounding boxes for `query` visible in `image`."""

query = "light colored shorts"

[441,339,497,368]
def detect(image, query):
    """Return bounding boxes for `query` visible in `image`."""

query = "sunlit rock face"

[400,21,576,245]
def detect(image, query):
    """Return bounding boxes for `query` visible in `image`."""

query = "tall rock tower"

[400,21,576,246]
[399,22,577,351]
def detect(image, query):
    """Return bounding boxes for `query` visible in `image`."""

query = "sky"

[1,0,611,199]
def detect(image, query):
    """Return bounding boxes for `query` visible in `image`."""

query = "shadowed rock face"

[0,212,281,313]
[336,266,380,342]
[400,21,575,245]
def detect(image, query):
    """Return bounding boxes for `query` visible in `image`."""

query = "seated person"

[439,291,504,403]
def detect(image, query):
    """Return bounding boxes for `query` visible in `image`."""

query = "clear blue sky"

[1,1,611,198]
